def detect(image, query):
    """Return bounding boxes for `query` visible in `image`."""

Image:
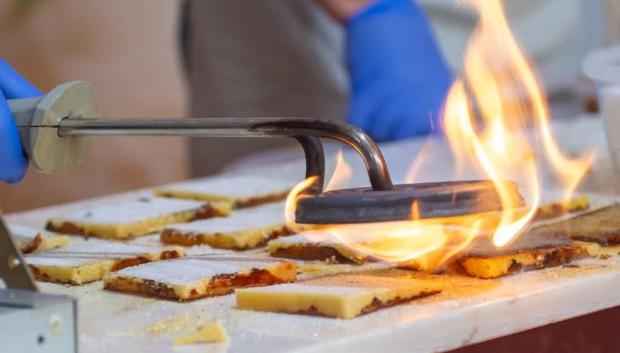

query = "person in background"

[183,0,604,176]
[0,0,605,183]
[183,0,453,176]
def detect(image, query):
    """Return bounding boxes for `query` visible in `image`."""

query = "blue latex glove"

[0,59,42,183]
[345,0,453,142]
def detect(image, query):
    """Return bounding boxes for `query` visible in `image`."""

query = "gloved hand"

[0,59,42,183]
[345,0,453,142]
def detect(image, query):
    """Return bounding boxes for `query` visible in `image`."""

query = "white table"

[8,117,620,353]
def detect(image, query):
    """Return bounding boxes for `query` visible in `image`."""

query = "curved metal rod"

[294,136,325,194]
[58,117,395,191]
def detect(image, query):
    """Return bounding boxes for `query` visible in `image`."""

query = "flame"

[285,176,317,225]
[404,141,434,183]
[443,0,593,247]
[325,151,353,191]
[286,0,594,268]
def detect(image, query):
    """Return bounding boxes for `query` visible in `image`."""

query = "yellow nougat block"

[236,274,441,319]
[155,174,295,208]
[26,240,184,285]
[400,199,599,275]
[456,230,599,279]
[521,204,620,259]
[46,197,229,239]
[534,195,590,220]
[598,245,620,257]
[137,315,228,345]
[161,202,295,250]
[172,321,228,345]
[104,256,297,301]
[530,204,620,246]
[9,224,70,253]
[459,242,599,279]
[268,232,371,264]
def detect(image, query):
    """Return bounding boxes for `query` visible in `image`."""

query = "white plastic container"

[584,46,620,173]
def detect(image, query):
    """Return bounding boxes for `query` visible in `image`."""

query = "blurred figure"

[0,0,606,184]
[0,60,41,183]
[183,0,605,177]
[182,0,452,176]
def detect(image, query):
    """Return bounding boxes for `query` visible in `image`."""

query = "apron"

[182,0,346,176]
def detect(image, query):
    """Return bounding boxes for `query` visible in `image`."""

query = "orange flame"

[285,176,317,226]
[404,141,434,183]
[286,0,594,268]
[325,151,353,191]
[444,0,593,247]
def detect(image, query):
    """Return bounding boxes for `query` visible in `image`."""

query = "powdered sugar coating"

[9,224,41,240]
[270,232,337,245]
[52,197,206,225]
[25,239,176,266]
[44,239,169,256]
[113,257,285,286]
[165,202,286,234]
[158,175,294,199]
[26,256,108,267]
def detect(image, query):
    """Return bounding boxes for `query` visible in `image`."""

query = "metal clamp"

[57,117,396,192]
[0,210,37,291]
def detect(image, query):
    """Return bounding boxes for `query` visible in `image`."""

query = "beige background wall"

[0,0,189,212]
[605,0,620,43]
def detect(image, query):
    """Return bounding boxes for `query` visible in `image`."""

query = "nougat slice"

[26,240,184,285]
[531,204,620,255]
[268,232,372,264]
[236,274,441,319]
[456,232,598,279]
[9,224,70,253]
[172,321,228,345]
[155,175,295,208]
[46,197,229,239]
[534,195,590,220]
[103,256,296,301]
[161,202,294,249]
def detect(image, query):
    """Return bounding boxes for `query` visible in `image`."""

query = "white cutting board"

[9,116,620,353]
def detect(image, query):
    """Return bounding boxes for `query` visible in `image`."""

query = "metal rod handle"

[58,117,395,191]
[294,136,325,194]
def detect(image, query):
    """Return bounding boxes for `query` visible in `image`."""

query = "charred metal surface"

[296,180,524,224]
